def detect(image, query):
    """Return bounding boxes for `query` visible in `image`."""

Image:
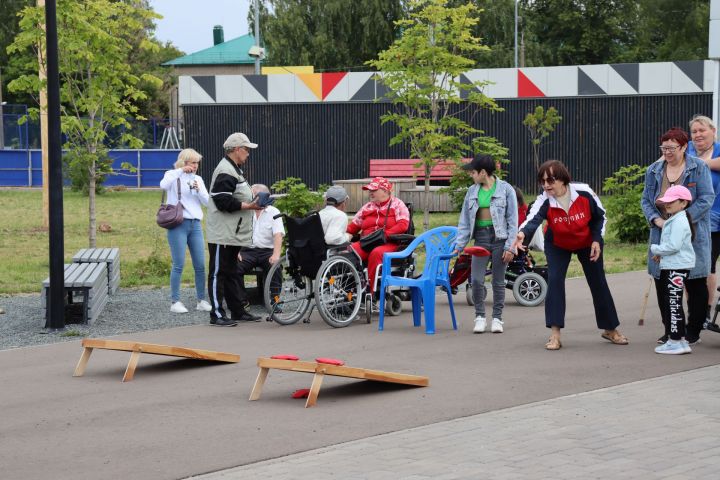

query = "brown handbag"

[156,178,184,229]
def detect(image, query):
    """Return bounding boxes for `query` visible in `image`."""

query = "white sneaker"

[473,316,486,333]
[170,301,189,314]
[196,300,212,312]
[491,318,504,333]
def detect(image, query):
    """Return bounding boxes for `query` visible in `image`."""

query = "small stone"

[0,307,5,314]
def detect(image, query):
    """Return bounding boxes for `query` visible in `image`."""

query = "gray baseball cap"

[324,185,349,205]
[223,132,258,150]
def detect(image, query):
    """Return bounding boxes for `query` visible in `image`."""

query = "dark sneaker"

[210,317,237,327]
[686,335,701,346]
[232,311,262,322]
[657,334,668,344]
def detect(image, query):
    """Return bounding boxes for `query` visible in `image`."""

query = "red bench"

[369,159,468,181]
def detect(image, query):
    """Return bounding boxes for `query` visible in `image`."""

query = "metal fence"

[184,93,713,194]
[0,149,181,187]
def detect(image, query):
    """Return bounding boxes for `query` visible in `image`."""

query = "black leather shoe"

[232,311,262,322]
[209,317,237,327]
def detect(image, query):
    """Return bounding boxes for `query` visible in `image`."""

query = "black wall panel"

[185,94,712,196]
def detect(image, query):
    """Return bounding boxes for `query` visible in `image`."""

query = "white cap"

[223,132,258,150]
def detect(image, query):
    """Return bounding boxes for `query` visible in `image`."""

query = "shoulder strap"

[160,177,182,205]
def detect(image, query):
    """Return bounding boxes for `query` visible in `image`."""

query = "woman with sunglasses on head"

[512,160,627,350]
[642,127,714,346]
[686,116,720,323]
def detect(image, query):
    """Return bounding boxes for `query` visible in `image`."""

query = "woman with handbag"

[347,177,410,295]
[159,148,211,314]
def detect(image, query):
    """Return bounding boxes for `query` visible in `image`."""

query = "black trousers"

[207,243,244,320]
[656,270,688,341]
[237,247,273,305]
[655,275,707,340]
[543,240,619,330]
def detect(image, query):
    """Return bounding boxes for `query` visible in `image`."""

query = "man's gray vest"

[206,158,253,246]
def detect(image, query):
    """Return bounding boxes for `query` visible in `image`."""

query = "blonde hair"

[174,148,202,169]
[689,115,718,138]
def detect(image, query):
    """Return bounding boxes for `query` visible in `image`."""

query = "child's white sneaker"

[491,318,504,333]
[654,339,689,355]
[473,316,486,333]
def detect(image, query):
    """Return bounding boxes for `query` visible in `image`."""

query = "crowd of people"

[160,116,720,353]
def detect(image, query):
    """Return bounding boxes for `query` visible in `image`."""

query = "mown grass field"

[0,189,648,295]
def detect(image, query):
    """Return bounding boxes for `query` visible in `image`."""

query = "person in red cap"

[347,177,411,296]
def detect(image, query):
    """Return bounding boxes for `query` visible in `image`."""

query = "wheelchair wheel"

[365,294,373,324]
[465,283,474,306]
[263,256,313,325]
[314,256,363,328]
[512,272,547,307]
[385,293,403,316]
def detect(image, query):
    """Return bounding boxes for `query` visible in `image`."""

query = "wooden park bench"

[72,247,120,295]
[369,159,464,182]
[73,339,240,382]
[249,356,429,408]
[42,262,108,325]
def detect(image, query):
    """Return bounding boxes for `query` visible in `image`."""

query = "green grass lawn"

[0,189,648,295]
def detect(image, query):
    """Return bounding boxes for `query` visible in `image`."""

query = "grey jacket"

[456,178,518,252]
[206,157,254,246]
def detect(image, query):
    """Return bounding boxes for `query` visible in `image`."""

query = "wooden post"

[38,0,49,229]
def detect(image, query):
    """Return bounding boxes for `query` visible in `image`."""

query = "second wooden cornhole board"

[73,339,240,382]
[249,356,429,408]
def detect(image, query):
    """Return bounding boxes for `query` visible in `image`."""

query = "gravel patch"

[0,287,268,351]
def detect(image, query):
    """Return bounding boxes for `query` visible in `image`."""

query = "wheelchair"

[263,207,416,328]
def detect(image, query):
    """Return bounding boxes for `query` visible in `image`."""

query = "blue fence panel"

[0,149,181,187]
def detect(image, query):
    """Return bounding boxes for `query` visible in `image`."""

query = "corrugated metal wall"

[185,94,712,195]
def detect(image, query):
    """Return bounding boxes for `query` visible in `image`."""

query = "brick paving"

[192,365,720,480]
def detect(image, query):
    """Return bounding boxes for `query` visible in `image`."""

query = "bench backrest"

[369,159,469,180]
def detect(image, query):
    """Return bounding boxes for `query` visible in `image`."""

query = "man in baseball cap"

[319,185,350,245]
[205,132,262,326]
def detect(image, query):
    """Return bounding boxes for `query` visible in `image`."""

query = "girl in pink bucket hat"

[652,185,696,354]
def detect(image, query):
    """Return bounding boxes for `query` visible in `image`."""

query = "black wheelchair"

[263,208,416,328]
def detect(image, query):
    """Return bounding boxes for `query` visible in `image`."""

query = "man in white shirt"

[236,184,285,316]
[319,185,350,245]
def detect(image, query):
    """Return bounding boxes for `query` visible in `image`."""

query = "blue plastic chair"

[378,226,459,334]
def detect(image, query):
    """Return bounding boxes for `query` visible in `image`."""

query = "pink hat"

[362,176,393,192]
[657,185,692,203]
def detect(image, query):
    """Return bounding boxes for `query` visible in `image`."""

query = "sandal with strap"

[601,330,629,345]
[545,337,562,350]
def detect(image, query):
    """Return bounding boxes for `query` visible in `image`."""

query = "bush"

[271,177,327,217]
[602,164,649,243]
[63,149,112,195]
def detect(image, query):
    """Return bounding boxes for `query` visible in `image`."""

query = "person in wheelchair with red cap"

[347,177,410,298]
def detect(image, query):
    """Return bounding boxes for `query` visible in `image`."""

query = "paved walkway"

[192,365,720,480]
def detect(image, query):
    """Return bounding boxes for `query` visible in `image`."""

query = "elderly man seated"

[236,184,285,319]
[319,185,350,246]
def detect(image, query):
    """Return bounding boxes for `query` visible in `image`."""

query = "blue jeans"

[167,219,206,302]
[471,225,507,320]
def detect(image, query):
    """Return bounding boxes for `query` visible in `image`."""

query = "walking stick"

[638,277,653,326]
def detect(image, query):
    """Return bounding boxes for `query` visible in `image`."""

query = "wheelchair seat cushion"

[315,357,345,366]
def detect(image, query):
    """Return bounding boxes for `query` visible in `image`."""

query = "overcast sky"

[149,0,252,54]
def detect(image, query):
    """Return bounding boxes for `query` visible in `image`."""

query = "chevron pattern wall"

[179,61,714,105]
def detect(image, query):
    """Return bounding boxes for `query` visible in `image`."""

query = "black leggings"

[654,275,707,339]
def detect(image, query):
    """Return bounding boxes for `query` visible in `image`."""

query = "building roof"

[163,34,258,66]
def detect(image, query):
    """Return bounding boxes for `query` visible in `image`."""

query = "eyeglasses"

[539,176,557,186]
[659,145,679,153]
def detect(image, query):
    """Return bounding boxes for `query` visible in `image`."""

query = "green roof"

[163,34,258,66]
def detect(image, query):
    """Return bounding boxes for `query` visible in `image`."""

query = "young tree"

[368,0,505,229]
[523,106,562,170]
[8,0,162,247]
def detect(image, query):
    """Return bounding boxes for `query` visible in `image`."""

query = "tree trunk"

[423,164,431,231]
[88,154,97,248]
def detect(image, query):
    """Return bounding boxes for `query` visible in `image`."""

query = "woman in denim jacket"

[455,154,518,334]
[641,127,714,345]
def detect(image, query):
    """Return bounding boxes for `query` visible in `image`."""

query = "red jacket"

[347,197,410,237]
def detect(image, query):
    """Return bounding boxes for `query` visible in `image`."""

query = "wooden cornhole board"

[73,339,240,382]
[249,357,429,408]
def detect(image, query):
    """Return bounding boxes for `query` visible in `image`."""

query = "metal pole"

[0,67,5,150]
[45,0,65,331]
[514,1,518,69]
[254,0,260,75]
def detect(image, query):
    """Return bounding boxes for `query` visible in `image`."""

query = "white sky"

[149,0,252,54]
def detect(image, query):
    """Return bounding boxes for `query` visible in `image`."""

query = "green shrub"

[271,177,327,217]
[602,164,649,243]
